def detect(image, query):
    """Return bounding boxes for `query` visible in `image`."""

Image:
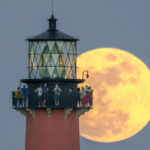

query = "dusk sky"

[0,0,150,149]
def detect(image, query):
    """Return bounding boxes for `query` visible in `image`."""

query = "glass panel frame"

[29,41,77,79]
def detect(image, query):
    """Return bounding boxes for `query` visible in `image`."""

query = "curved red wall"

[25,110,80,150]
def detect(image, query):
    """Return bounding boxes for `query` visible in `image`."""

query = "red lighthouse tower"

[12,12,93,150]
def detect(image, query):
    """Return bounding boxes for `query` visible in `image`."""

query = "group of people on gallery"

[13,85,29,108]
[35,84,61,107]
[13,83,93,108]
[78,85,93,107]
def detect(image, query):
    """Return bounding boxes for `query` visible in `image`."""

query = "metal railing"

[12,91,93,109]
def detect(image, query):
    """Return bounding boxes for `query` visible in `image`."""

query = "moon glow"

[78,48,150,143]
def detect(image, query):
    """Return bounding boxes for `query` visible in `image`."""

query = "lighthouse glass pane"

[29,41,77,79]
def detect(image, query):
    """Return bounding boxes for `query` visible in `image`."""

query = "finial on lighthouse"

[48,0,57,31]
[52,0,54,15]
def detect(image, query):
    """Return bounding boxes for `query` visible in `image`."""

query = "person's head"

[55,84,58,88]
[40,84,42,88]
[85,85,88,88]
[44,83,47,87]
[23,85,26,88]
[81,87,84,90]
[17,87,20,90]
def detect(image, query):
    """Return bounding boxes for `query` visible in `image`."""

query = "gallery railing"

[12,90,93,109]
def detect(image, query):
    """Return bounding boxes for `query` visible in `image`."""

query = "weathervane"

[52,0,54,15]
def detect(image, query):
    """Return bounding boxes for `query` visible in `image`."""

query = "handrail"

[12,91,93,109]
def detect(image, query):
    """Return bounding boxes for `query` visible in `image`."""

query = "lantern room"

[28,15,78,79]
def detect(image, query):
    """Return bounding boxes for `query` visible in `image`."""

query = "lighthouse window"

[29,41,77,79]
[51,43,59,53]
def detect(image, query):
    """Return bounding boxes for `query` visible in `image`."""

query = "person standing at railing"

[83,85,88,97]
[80,85,88,106]
[88,86,93,108]
[42,83,48,107]
[77,88,81,107]
[35,85,43,107]
[53,84,62,107]
[21,85,28,107]
[80,87,85,105]
[14,87,22,107]
[82,86,90,107]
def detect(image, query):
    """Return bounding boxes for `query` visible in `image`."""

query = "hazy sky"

[0,0,150,150]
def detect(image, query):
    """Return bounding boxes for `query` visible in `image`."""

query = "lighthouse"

[12,12,93,150]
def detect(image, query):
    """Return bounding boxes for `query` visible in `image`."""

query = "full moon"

[77,48,150,143]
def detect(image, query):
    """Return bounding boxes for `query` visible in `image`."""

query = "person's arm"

[20,89,23,95]
[35,88,37,93]
[59,88,62,92]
